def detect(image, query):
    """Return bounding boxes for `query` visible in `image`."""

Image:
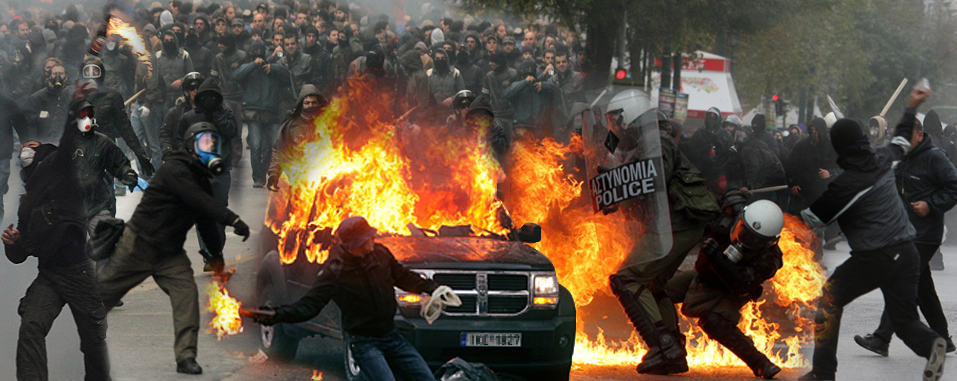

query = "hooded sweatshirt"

[895,132,957,245]
[269,85,325,180]
[801,113,917,252]
[175,79,238,166]
[399,49,432,108]
[786,117,839,204]
[155,32,194,102]
[923,110,956,161]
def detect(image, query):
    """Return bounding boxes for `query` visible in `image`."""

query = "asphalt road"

[0,155,955,380]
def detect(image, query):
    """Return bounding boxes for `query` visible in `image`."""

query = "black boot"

[699,313,781,379]
[176,358,203,374]
[609,275,687,375]
[853,334,889,357]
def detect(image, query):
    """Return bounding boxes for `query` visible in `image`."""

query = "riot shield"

[582,94,672,268]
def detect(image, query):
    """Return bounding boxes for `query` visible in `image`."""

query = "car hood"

[378,236,555,271]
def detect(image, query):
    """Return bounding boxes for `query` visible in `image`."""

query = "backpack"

[668,149,721,222]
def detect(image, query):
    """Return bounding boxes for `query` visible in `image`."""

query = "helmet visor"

[82,64,102,79]
[195,132,222,155]
[731,218,775,251]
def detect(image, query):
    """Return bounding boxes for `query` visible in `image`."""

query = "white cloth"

[420,285,461,324]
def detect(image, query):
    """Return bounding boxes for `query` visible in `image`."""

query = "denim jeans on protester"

[246,120,279,183]
[196,170,231,258]
[812,241,941,376]
[130,102,165,171]
[349,330,436,381]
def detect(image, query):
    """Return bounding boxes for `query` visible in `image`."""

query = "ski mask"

[162,31,178,54]
[433,48,450,73]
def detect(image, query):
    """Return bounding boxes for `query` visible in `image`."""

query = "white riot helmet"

[735,200,784,246]
[606,89,651,128]
[723,200,784,263]
[605,89,651,151]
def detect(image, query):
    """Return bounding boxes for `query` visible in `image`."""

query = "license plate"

[461,332,522,347]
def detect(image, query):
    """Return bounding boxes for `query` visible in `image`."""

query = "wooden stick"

[880,78,908,118]
[124,89,147,106]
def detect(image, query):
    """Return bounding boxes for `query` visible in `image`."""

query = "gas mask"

[194,131,225,175]
[76,108,95,133]
[82,64,102,81]
[734,132,748,144]
[46,73,66,91]
[723,200,783,263]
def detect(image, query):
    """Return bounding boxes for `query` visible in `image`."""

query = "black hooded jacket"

[5,102,88,268]
[786,118,839,204]
[126,151,240,255]
[275,243,438,337]
[175,79,239,166]
[896,134,957,245]
[802,112,917,252]
[73,128,137,221]
[922,110,956,161]
[86,86,149,160]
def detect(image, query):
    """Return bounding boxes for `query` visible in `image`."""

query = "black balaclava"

[830,118,868,156]
[218,34,236,55]
[808,117,827,146]
[752,114,767,135]
[456,49,470,67]
[162,31,178,55]
[433,48,450,74]
[704,107,721,132]
[489,51,507,73]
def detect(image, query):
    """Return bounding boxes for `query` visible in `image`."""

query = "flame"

[106,17,153,78]
[205,281,243,340]
[503,134,825,369]
[266,77,508,265]
[311,370,323,380]
[266,73,826,371]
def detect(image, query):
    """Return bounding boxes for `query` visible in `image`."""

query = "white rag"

[420,285,462,324]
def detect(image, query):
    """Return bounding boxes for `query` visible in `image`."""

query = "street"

[0,157,955,381]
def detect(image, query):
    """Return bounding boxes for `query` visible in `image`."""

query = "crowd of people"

[0,1,953,381]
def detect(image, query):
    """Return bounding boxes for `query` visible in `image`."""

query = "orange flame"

[266,74,826,370]
[106,17,153,78]
[266,77,508,265]
[503,134,825,369]
[205,281,243,340]
[311,370,323,380]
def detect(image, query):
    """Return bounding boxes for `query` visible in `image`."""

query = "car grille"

[430,271,530,316]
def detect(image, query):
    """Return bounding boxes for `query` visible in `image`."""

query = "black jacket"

[802,111,917,252]
[735,138,785,190]
[159,98,191,155]
[23,86,71,143]
[126,151,239,254]
[86,87,149,159]
[276,243,438,337]
[786,124,839,204]
[6,111,88,268]
[174,79,240,166]
[896,135,957,245]
[73,131,137,220]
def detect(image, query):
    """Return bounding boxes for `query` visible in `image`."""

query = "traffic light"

[615,67,627,80]
[774,95,784,115]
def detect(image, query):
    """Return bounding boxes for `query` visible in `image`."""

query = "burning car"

[255,223,576,380]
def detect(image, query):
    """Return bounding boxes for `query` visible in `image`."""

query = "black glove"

[136,154,155,177]
[207,254,225,274]
[266,174,280,192]
[245,306,280,325]
[702,238,722,261]
[233,219,250,241]
[123,171,139,193]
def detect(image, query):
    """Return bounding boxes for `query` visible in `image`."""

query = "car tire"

[343,334,366,381]
[258,285,300,361]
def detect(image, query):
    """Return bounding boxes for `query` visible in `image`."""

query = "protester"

[797,88,946,381]
[96,121,250,375]
[854,115,957,356]
[5,94,110,381]
[248,216,449,381]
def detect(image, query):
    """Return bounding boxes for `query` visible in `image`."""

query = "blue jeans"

[196,170,231,257]
[349,330,435,381]
[246,120,279,182]
[130,102,164,171]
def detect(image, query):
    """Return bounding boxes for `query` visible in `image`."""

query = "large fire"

[105,17,153,78]
[266,78,508,265]
[265,74,826,371]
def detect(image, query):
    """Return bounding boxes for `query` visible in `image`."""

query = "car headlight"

[534,274,558,295]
